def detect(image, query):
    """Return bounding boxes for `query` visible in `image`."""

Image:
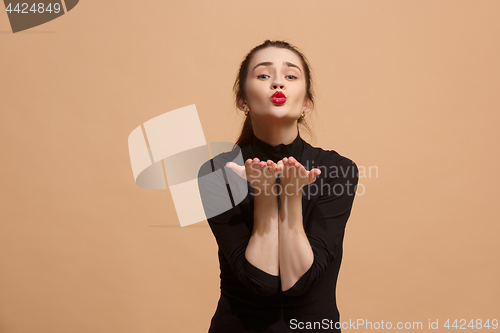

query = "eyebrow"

[252,61,302,74]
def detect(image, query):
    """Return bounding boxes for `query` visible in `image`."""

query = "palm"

[277,156,321,194]
[226,158,280,189]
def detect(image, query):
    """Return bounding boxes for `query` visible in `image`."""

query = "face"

[240,47,311,122]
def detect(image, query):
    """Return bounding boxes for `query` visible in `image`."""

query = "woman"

[198,40,359,332]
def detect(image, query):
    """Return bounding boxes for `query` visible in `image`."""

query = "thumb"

[225,162,246,179]
[276,160,284,176]
[308,168,321,184]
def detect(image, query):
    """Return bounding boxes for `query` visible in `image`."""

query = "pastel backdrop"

[1,1,499,332]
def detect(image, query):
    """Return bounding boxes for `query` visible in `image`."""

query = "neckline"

[248,132,304,163]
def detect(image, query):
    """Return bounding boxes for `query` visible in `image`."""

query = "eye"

[257,74,270,79]
[286,75,298,80]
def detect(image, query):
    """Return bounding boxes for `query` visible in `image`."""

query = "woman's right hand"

[226,158,281,194]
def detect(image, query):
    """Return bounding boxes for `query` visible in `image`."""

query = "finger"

[248,159,258,172]
[225,162,235,173]
[298,165,308,177]
[225,162,246,179]
[309,170,317,183]
[283,159,293,177]
[226,161,240,171]
[262,163,273,177]
[276,160,283,175]
[270,162,280,177]
[310,168,322,182]
[268,164,276,177]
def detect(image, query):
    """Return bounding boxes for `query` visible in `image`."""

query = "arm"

[245,187,279,276]
[279,156,359,295]
[198,153,280,296]
[278,191,314,291]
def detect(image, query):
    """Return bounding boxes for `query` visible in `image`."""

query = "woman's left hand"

[276,156,321,196]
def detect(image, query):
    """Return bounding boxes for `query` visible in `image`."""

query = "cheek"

[245,84,257,97]
[245,82,265,100]
[291,83,308,101]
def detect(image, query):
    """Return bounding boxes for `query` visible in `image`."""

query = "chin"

[253,103,299,119]
[261,110,299,122]
[272,104,301,115]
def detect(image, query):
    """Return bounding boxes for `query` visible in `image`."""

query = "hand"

[276,156,321,196]
[226,158,281,194]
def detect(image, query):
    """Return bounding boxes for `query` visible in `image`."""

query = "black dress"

[198,133,359,332]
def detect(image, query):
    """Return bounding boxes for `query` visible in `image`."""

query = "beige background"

[1,1,499,332]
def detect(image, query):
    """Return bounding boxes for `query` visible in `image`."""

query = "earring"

[243,106,249,116]
[300,110,306,119]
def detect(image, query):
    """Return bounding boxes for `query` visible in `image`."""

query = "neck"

[252,120,298,147]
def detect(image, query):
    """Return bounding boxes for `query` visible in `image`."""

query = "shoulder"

[302,140,358,182]
[302,140,357,170]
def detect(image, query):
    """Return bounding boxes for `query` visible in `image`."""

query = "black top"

[198,133,359,332]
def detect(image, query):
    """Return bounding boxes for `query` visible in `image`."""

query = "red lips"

[271,91,286,104]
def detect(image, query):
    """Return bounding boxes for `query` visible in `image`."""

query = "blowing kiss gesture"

[225,156,321,196]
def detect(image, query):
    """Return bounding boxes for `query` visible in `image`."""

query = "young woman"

[198,40,359,332]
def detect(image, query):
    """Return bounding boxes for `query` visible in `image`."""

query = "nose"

[271,76,284,90]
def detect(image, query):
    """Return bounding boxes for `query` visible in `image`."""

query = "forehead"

[249,47,303,70]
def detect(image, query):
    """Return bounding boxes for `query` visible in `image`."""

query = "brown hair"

[233,40,315,149]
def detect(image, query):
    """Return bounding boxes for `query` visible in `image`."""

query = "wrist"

[254,188,276,198]
[279,190,303,203]
[253,181,278,196]
[278,181,304,198]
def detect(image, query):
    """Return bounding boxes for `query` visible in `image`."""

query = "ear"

[302,97,312,115]
[236,95,248,111]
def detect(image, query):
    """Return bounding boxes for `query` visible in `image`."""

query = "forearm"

[245,188,279,276]
[278,192,314,291]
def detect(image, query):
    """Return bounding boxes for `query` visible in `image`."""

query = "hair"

[233,40,315,149]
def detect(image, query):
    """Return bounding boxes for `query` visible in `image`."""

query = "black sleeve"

[198,153,280,296]
[282,156,359,296]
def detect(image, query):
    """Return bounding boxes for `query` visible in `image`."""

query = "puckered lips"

[270,91,287,104]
